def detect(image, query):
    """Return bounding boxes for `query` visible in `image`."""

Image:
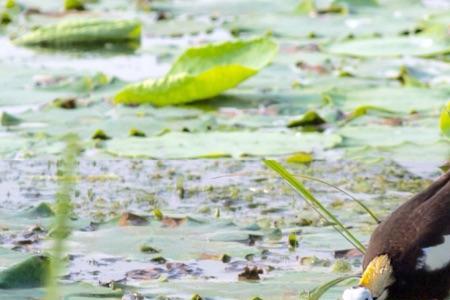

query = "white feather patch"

[419,235,450,271]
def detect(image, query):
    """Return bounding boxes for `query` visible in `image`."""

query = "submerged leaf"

[114,36,278,106]
[14,19,141,47]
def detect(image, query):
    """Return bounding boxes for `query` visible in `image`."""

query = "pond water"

[0,0,448,299]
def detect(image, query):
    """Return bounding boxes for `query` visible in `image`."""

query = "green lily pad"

[114,36,278,106]
[328,35,450,57]
[68,217,260,261]
[13,19,142,47]
[338,124,441,147]
[330,87,449,114]
[345,141,450,176]
[105,131,342,158]
[0,282,123,299]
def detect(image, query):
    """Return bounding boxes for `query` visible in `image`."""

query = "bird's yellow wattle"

[359,255,394,297]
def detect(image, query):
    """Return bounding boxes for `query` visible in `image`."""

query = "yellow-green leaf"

[114,36,278,106]
[286,152,313,164]
[440,101,450,138]
[13,19,141,47]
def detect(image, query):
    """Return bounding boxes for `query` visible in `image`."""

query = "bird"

[342,170,450,300]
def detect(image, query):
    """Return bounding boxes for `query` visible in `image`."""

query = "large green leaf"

[13,19,141,47]
[441,101,450,138]
[114,36,278,106]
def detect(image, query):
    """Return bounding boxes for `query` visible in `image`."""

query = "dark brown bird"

[343,170,450,300]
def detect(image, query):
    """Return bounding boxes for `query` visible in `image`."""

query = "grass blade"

[299,275,358,300]
[263,159,366,254]
[293,174,380,224]
[211,171,379,224]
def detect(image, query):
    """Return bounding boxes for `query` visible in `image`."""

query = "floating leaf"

[14,19,141,47]
[332,259,352,273]
[64,0,85,11]
[296,0,316,14]
[0,256,49,289]
[287,111,326,128]
[92,129,111,140]
[24,202,54,218]
[114,36,278,106]
[440,101,450,138]
[344,105,395,123]
[339,124,441,147]
[152,209,164,221]
[238,267,263,281]
[4,0,15,9]
[288,232,299,248]
[106,131,341,158]
[296,0,376,15]
[397,66,428,87]
[328,36,450,57]
[129,128,146,137]
[329,87,448,114]
[140,244,160,254]
[286,152,313,164]
[0,11,11,25]
[1,112,21,126]
[328,35,450,57]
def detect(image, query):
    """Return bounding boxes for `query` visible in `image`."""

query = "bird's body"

[343,171,450,300]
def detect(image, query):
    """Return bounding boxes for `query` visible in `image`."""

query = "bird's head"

[342,255,394,300]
